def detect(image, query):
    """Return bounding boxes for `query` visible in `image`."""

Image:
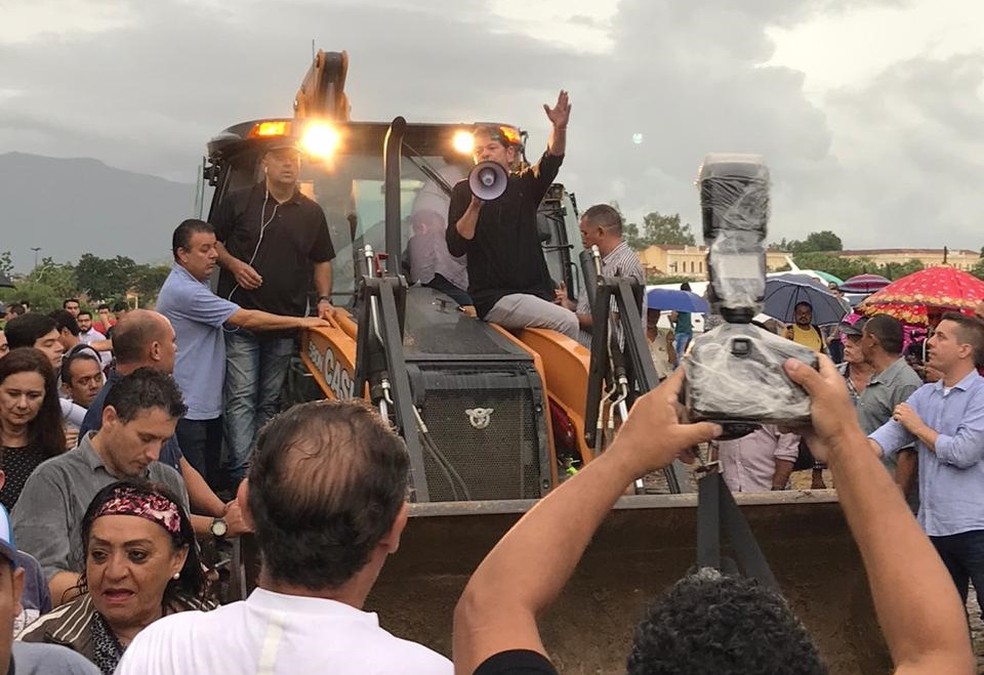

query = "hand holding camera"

[683,154,818,438]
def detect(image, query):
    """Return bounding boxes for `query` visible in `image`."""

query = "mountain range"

[0,152,199,273]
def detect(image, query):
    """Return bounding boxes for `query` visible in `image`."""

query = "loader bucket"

[368,491,890,675]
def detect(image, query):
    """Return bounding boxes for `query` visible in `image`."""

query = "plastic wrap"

[684,322,817,428]
[699,153,770,322]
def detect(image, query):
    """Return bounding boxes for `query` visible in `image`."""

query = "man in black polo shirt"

[447,91,578,341]
[212,139,335,482]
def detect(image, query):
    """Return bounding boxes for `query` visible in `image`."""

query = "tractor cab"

[203,117,584,313]
[201,80,587,502]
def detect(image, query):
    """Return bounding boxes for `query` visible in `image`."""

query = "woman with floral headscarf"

[17,480,215,674]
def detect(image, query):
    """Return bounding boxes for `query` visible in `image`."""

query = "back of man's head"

[864,314,903,356]
[582,204,624,238]
[247,400,410,591]
[3,314,57,350]
[48,309,80,337]
[627,569,824,675]
[112,310,168,366]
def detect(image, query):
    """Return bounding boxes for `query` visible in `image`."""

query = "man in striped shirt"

[557,204,646,348]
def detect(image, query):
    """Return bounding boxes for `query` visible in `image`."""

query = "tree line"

[0,252,170,313]
[619,211,983,282]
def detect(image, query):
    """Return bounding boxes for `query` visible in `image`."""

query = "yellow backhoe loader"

[201,50,889,674]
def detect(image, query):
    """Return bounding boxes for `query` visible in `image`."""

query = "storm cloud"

[1,0,982,268]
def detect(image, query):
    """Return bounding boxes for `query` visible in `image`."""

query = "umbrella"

[813,270,845,286]
[857,266,984,325]
[768,269,843,286]
[839,273,890,294]
[763,274,848,326]
[0,273,13,289]
[646,289,709,313]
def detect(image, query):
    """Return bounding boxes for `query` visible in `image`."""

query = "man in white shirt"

[116,400,452,675]
[75,311,111,370]
[75,311,106,344]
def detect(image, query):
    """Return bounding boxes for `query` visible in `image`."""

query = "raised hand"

[543,90,571,129]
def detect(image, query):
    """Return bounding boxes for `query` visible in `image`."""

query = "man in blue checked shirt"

[869,311,984,614]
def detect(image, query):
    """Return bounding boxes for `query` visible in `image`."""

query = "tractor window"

[537,186,583,303]
[296,154,470,306]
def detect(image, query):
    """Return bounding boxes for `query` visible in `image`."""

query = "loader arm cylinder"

[383,116,407,274]
[585,278,690,493]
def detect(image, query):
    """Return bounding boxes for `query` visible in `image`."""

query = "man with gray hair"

[858,313,923,507]
[557,203,645,347]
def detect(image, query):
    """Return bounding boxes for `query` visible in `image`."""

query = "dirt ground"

[969,593,984,673]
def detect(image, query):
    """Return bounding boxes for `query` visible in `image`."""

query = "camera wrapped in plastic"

[684,154,817,433]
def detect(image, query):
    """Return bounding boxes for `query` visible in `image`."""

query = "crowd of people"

[0,89,978,674]
[0,122,340,672]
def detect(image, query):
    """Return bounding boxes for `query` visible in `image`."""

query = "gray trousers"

[484,293,579,341]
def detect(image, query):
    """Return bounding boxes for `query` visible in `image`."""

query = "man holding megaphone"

[446,90,579,341]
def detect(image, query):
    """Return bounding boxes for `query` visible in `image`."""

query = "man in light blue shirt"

[869,312,984,613]
[157,220,329,492]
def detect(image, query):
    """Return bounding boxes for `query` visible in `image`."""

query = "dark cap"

[839,316,868,337]
[265,138,302,153]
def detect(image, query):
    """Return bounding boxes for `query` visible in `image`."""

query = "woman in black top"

[0,348,66,509]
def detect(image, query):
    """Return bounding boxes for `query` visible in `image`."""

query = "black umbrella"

[764,274,848,326]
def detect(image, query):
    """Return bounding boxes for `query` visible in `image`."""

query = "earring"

[172,572,180,580]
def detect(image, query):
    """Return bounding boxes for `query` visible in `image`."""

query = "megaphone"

[468,161,508,201]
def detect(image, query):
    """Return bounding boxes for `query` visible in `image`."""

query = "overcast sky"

[3,0,984,251]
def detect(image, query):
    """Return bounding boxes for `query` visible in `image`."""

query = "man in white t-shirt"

[116,399,452,675]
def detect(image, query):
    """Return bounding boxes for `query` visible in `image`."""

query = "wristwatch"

[317,296,332,303]
[210,517,228,538]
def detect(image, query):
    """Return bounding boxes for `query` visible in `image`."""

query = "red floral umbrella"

[857,266,984,325]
